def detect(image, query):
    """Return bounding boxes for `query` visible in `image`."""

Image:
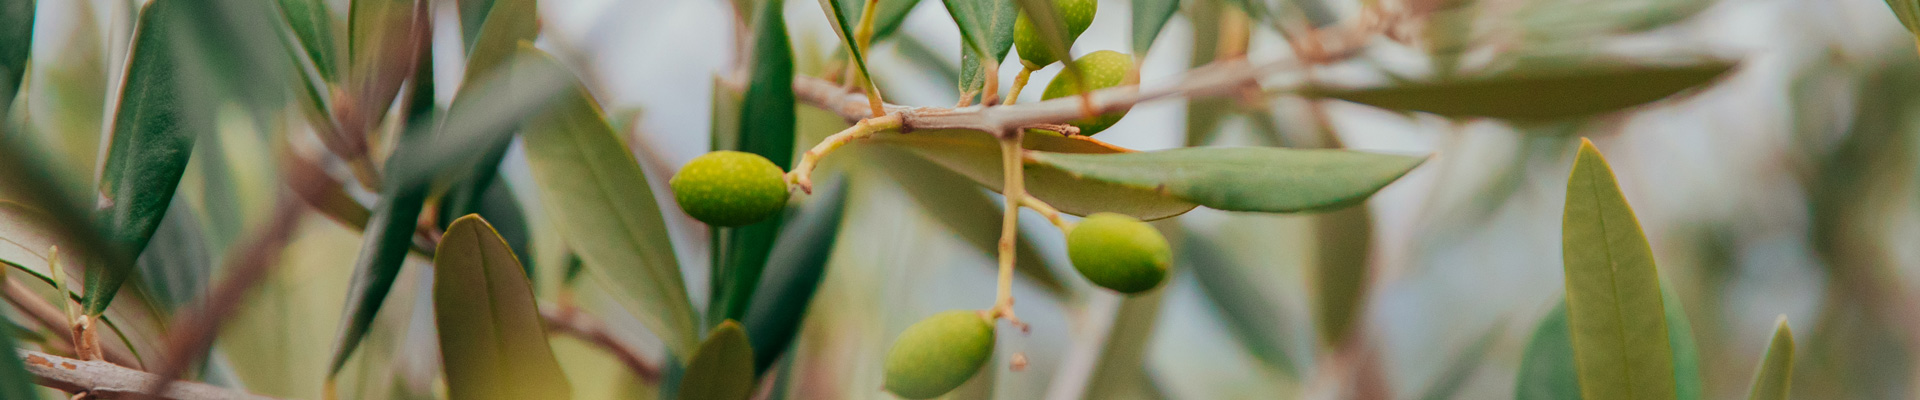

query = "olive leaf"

[0,313,31,399]
[710,0,799,328]
[678,321,756,400]
[1310,60,1735,121]
[1027,146,1427,214]
[743,178,849,375]
[523,62,700,358]
[346,0,427,133]
[0,0,33,110]
[872,130,1199,220]
[1744,316,1794,400]
[1515,293,1704,400]
[834,0,922,42]
[278,0,340,83]
[1130,0,1178,55]
[816,0,882,103]
[946,0,1017,101]
[1559,139,1676,400]
[434,215,570,400]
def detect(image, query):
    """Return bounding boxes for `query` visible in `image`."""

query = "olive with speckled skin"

[884,310,996,399]
[1067,212,1169,294]
[669,151,789,227]
[1041,50,1135,135]
[1013,0,1097,69]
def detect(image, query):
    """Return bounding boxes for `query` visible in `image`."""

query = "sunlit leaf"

[711,0,799,328]
[1516,294,1706,400]
[1560,138,1675,400]
[279,0,341,82]
[524,67,700,358]
[1130,0,1177,54]
[872,130,1198,220]
[90,0,200,316]
[678,321,756,400]
[744,178,849,375]
[0,0,33,110]
[1311,61,1735,121]
[434,215,571,400]
[870,147,1071,297]
[1745,317,1794,400]
[1028,147,1425,214]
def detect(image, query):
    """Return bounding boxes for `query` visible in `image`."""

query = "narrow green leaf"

[871,147,1071,298]
[1311,61,1735,121]
[873,130,1198,220]
[710,0,799,328]
[815,0,880,100]
[1561,138,1675,400]
[679,320,756,400]
[1130,0,1177,55]
[131,198,212,312]
[346,0,426,130]
[1516,295,1708,400]
[1311,205,1372,347]
[834,0,921,41]
[90,0,199,316]
[1028,147,1426,213]
[434,215,571,400]
[328,181,428,377]
[1664,284,1704,400]
[462,0,536,83]
[0,0,33,110]
[1745,316,1794,400]
[458,0,499,50]
[279,0,341,82]
[946,0,1017,100]
[744,178,849,375]
[1889,0,1920,35]
[1180,231,1298,377]
[524,70,699,358]
[0,314,34,399]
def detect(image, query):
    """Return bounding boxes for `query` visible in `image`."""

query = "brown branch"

[3,275,140,368]
[541,304,662,383]
[793,59,1281,138]
[20,350,279,400]
[140,195,307,399]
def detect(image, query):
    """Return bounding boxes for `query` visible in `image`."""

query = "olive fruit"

[1066,212,1170,294]
[884,310,997,399]
[669,151,789,227]
[1041,50,1135,135]
[1012,0,1097,69]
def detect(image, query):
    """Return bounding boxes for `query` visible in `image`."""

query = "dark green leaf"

[870,147,1071,297]
[1028,147,1426,213]
[279,0,341,82]
[946,0,1016,100]
[434,215,571,400]
[679,320,756,400]
[328,184,428,377]
[523,66,699,357]
[0,314,33,399]
[1745,317,1794,400]
[744,177,849,375]
[1130,0,1177,54]
[0,0,33,110]
[1311,61,1735,121]
[1181,231,1298,376]
[874,130,1198,220]
[131,197,212,312]
[815,0,880,101]
[710,0,799,328]
[834,0,921,41]
[90,0,200,316]
[1561,139,1675,400]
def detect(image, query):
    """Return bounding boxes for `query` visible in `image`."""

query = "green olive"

[1067,212,1170,294]
[884,310,996,399]
[1041,50,1135,135]
[1012,0,1097,69]
[669,151,789,227]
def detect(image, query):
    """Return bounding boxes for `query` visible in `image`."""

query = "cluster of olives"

[669,0,1167,395]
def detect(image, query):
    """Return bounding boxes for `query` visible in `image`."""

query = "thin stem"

[1003,67,1035,106]
[21,350,281,400]
[851,0,886,118]
[1019,195,1072,232]
[982,55,1002,106]
[787,114,905,193]
[990,133,1025,329]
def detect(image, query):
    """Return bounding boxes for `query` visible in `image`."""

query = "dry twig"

[20,350,278,400]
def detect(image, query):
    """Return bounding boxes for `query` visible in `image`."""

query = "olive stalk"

[851,0,886,117]
[989,133,1026,328]
[787,114,905,193]
[1003,66,1035,106]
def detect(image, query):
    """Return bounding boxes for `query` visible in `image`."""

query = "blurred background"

[8,0,1920,398]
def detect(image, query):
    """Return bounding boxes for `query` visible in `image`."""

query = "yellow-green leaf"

[523,68,699,358]
[678,320,756,400]
[871,130,1198,220]
[1028,146,1425,214]
[346,0,426,130]
[1745,317,1794,400]
[461,0,535,82]
[1561,139,1675,400]
[1312,61,1735,121]
[434,215,571,400]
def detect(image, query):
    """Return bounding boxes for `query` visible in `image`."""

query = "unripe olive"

[1041,50,1134,135]
[669,151,789,227]
[1067,213,1170,294]
[1012,0,1097,69]
[884,310,996,399]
